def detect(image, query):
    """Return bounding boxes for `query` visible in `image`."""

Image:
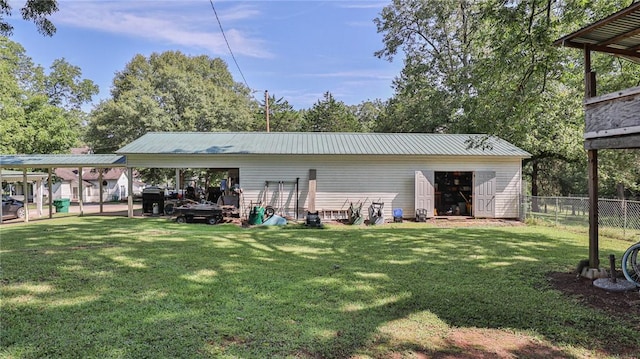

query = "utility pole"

[265,90,270,132]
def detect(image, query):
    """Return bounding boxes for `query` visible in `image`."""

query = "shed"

[117,132,530,220]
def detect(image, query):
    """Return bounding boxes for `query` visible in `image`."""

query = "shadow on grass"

[1,218,638,358]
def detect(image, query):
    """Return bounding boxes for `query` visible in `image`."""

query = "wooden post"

[584,45,596,99]
[308,169,316,212]
[78,167,84,216]
[0,170,4,224]
[23,170,29,223]
[588,150,599,268]
[175,169,181,196]
[99,169,104,213]
[265,90,270,132]
[36,179,43,217]
[128,168,134,218]
[584,44,600,269]
[48,168,53,218]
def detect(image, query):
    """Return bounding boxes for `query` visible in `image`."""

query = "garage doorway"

[434,171,472,216]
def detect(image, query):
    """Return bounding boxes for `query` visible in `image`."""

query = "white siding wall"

[127,154,524,219]
[51,181,72,200]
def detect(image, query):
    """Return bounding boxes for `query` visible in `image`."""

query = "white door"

[415,171,434,217]
[474,171,495,218]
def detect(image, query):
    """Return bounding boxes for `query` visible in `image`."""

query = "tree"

[0,36,96,154]
[84,51,257,184]
[350,100,385,132]
[302,92,362,132]
[374,0,638,196]
[1,0,58,36]
[252,93,302,132]
[85,51,256,154]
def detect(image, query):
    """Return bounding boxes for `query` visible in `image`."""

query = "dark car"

[2,195,25,220]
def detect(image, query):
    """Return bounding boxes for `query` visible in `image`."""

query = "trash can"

[393,208,403,222]
[248,206,265,225]
[142,187,164,215]
[53,198,70,213]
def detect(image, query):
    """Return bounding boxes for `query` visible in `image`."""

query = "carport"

[0,154,127,223]
[1,170,49,223]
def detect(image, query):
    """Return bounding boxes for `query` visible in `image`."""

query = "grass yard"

[1,217,638,358]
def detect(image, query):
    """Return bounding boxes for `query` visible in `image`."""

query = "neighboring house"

[53,168,144,203]
[48,147,144,203]
[117,132,531,220]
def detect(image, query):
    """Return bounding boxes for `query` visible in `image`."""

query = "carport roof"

[0,154,126,169]
[1,170,49,182]
[553,1,640,63]
[116,132,531,157]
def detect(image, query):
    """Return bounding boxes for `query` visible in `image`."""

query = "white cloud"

[51,0,273,58]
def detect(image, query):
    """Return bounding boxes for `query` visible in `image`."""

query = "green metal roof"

[0,154,126,169]
[117,132,531,157]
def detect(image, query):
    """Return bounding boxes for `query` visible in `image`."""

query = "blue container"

[393,208,403,218]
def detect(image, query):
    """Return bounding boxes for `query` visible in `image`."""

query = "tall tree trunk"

[531,161,540,212]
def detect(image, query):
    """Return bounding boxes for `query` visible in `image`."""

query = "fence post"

[623,199,627,238]
[555,197,559,226]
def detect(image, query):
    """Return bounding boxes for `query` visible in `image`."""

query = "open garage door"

[415,170,434,218]
[474,171,495,218]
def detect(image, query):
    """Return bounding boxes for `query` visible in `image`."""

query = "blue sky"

[8,0,404,110]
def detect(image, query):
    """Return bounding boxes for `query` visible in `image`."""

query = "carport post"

[36,179,43,217]
[23,170,29,223]
[176,169,180,194]
[99,169,103,213]
[128,167,134,218]
[0,170,3,224]
[48,168,53,219]
[78,167,84,216]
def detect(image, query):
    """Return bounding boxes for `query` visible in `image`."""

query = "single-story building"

[53,167,144,202]
[116,132,531,220]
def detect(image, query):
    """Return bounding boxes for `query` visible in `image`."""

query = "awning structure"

[553,2,640,64]
[554,2,640,274]
[0,154,129,221]
[0,154,126,168]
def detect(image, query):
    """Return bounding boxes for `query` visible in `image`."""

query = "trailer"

[173,204,224,225]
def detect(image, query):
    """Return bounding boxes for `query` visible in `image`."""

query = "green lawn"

[1,218,638,358]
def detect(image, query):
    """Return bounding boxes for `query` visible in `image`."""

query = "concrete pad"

[593,278,638,292]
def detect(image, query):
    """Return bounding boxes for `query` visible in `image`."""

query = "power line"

[208,0,250,89]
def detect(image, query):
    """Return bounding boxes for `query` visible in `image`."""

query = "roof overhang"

[553,2,640,63]
[0,154,126,169]
[0,170,49,182]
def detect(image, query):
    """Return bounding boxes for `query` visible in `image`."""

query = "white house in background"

[52,168,144,202]
[48,147,144,202]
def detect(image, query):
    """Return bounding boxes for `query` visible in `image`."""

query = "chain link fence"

[521,195,640,240]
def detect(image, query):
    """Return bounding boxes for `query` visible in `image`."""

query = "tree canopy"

[85,51,256,153]
[0,0,58,36]
[374,0,640,196]
[0,36,97,154]
[301,92,363,132]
